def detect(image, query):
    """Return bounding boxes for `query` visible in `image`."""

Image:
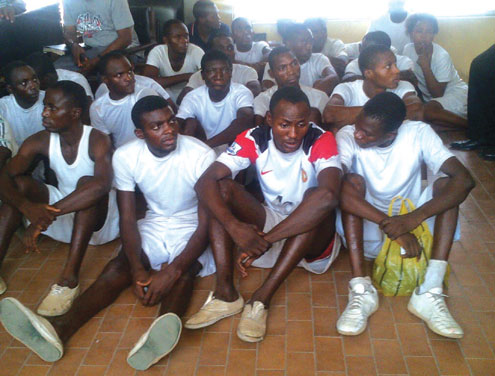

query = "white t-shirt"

[113,135,215,219]
[217,124,341,216]
[90,88,158,148]
[345,42,361,61]
[263,53,336,87]
[177,83,254,140]
[235,41,270,64]
[332,80,415,106]
[0,92,45,146]
[254,85,328,117]
[186,64,258,89]
[0,114,18,157]
[146,43,204,102]
[368,14,411,54]
[94,74,170,100]
[56,69,94,99]
[336,121,453,214]
[344,54,414,76]
[402,42,468,102]
[321,37,348,58]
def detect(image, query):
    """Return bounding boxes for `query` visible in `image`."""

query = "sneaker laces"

[344,291,369,319]
[427,290,451,317]
[249,302,266,319]
[50,285,66,295]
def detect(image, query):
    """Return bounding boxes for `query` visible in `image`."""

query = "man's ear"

[134,128,145,139]
[71,107,82,120]
[102,75,109,85]
[268,68,274,79]
[162,36,168,45]
[265,111,273,127]
[363,68,373,81]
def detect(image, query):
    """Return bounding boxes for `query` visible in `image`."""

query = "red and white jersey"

[217,124,341,216]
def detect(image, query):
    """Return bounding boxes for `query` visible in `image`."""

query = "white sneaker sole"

[184,305,243,330]
[236,327,265,343]
[127,313,182,371]
[336,304,379,336]
[407,301,463,339]
[0,298,63,361]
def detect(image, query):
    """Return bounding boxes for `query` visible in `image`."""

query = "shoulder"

[113,138,143,160]
[188,44,205,56]
[301,85,327,99]
[396,80,416,94]
[311,53,330,64]
[89,127,112,149]
[433,43,451,60]
[179,134,212,155]
[149,44,166,55]
[231,83,253,97]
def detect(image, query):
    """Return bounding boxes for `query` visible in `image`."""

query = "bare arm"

[313,66,340,95]
[206,107,254,148]
[0,147,11,171]
[403,92,424,121]
[417,46,447,98]
[264,167,342,244]
[51,131,113,215]
[142,65,193,88]
[246,80,261,98]
[176,86,193,106]
[330,56,348,78]
[323,94,362,129]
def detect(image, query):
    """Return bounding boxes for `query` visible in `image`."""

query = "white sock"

[419,259,447,294]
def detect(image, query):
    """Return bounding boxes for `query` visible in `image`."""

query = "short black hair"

[303,18,326,29]
[358,44,393,75]
[97,51,129,75]
[207,30,233,51]
[276,19,296,43]
[362,92,406,133]
[25,52,56,80]
[269,86,310,114]
[3,60,31,86]
[362,31,392,49]
[200,49,232,71]
[131,95,171,130]
[285,23,311,42]
[268,46,292,70]
[162,19,185,37]
[231,17,250,32]
[406,13,439,35]
[193,0,216,19]
[50,80,87,110]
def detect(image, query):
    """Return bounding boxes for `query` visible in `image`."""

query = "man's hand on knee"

[132,269,152,302]
[380,212,422,240]
[396,233,423,260]
[227,221,270,257]
[21,202,60,230]
[142,266,181,306]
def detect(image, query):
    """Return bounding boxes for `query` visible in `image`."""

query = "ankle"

[214,286,238,302]
[57,278,78,289]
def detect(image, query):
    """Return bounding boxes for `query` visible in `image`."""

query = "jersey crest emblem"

[301,168,308,183]
[226,142,242,155]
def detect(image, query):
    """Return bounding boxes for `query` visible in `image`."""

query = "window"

[25,0,58,12]
[231,0,495,23]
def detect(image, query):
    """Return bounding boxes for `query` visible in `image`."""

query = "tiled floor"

[0,130,494,376]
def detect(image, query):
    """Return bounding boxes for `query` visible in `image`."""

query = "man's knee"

[13,175,36,194]
[100,252,131,281]
[343,173,366,196]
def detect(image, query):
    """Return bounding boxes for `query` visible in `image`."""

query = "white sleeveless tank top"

[49,125,94,196]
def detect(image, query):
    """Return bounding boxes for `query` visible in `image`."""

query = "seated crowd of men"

[0,0,490,371]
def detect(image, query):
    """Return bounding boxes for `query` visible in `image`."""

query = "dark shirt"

[187,21,230,52]
[467,44,495,144]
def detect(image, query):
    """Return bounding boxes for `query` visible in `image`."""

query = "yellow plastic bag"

[372,196,449,296]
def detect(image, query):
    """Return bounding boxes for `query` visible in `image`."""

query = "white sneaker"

[237,301,268,343]
[337,277,379,336]
[408,287,463,339]
[37,284,80,317]
[0,276,7,295]
[0,297,63,362]
[127,313,182,371]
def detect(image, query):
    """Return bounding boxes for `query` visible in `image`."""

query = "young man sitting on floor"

[324,44,423,130]
[254,46,328,126]
[177,50,254,153]
[335,92,474,338]
[0,95,216,370]
[185,87,342,343]
[0,81,119,314]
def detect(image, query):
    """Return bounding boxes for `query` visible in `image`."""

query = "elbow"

[322,106,336,124]
[320,189,339,213]
[464,173,476,194]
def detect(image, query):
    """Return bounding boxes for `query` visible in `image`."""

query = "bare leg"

[49,251,132,343]
[424,101,468,130]
[341,173,367,277]
[249,211,336,306]
[0,176,49,266]
[58,176,109,288]
[208,179,266,302]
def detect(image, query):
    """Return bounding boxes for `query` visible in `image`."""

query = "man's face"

[8,66,40,105]
[269,52,300,87]
[306,21,327,52]
[365,51,400,89]
[42,88,78,132]
[267,99,310,153]
[103,57,136,97]
[286,28,313,65]
[204,5,221,30]
[164,22,189,55]
[211,36,235,62]
[232,18,253,46]
[411,21,435,49]
[202,59,232,92]
[353,112,395,148]
[135,106,179,156]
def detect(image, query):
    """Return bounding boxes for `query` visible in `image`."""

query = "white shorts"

[431,84,468,118]
[336,181,461,259]
[250,205,341,274]
[39,185,120,245]
[138,211,216,277]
